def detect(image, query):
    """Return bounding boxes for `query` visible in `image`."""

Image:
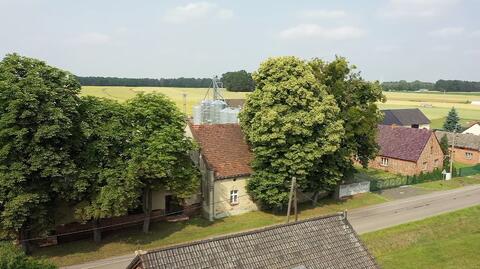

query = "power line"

[19,193,252,243]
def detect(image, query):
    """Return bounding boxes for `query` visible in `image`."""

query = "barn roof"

[377,125,433,162]
[126,213,379,269]
[435,131,480,151]
[189,123,253,179]
[381,108,430,126]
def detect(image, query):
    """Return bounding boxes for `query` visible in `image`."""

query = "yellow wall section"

[213,177,258,218]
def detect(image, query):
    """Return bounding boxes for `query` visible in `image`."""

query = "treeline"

[77,76,212,88]
[382,80,480,92]
[221,70,255,92]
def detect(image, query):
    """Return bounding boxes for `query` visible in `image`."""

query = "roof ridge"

[142,213,345,255]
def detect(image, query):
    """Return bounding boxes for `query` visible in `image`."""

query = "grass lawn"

[33,193,388,267]
[415,175,480,191]
[362,205,480,269]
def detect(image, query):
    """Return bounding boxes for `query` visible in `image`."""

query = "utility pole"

[449,125,458,175]
[182,93,187,115]
[293,180,298,222]
[286,177,296,223]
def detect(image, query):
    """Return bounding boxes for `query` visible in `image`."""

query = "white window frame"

[465,152,473,160]
[381,157,389,167]
[230,190,239,205]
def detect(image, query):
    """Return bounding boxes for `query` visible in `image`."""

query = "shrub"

[0,242,57,269]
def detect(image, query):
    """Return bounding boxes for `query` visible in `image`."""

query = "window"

[381,157,389,166]
[230,190,239,205]
[423,162,428,171]
[434,159,439,167]
[465,152,473,160]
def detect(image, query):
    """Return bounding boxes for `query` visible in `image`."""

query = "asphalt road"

[62,184,480,269]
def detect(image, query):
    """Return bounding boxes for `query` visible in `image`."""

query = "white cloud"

[429,27,464,38]
[279,24,365,40]
[70,32,111,46]
[163,2,233,23]
[381,0,459,18]
[300,9,346,19]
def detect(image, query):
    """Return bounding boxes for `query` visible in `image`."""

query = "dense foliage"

[382,79,480,92]
[439,134,450,169]
[0,54,81,250]
[309,57,384,192]
[241,56,383,208]
[443,107,460,131]
[435,80,480,92]
[221,70,255,92]
[0,54,199,245]
[240,56,344,209]
[381,80,434,92]
[125,94,199,233]
[77,76,211,88]
[0,242,56,269]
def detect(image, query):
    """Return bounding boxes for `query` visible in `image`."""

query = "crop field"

[80,87,480,128]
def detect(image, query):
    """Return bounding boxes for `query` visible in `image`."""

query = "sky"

[1,0,479,82]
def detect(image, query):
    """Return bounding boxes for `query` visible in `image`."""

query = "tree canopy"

[381,80,434,92]
[239,56,344,209]
[0,242,56,269]
[0,53,81,249]
[221,70,255,92]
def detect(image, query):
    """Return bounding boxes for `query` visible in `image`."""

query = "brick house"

[381,108,431,129]
[187,123,258,220]
[368,125,444,175]
[435,131,480,165]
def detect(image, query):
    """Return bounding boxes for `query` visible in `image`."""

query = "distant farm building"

[462,122,480,136]
[368,125,444,175]
[435,131,480,165]
[381,108,430,129]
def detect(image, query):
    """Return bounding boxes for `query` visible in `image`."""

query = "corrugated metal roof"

[127,214,379,269]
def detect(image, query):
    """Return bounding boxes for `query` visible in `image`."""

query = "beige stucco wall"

[401,124,430,129]
[213,177,259,219]
[463,124,480,135]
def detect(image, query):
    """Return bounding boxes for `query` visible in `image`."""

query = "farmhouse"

[462,122,480,136]
[368,125,444,175]
[188,123,258,220]
[435,131,480,165]
[381,108,430,129]
[127,213,379,269]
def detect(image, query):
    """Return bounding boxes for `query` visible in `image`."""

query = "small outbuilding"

[126,213,379,269]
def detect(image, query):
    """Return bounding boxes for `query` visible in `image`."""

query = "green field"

[80,87,480,127]
[362,205,480,268]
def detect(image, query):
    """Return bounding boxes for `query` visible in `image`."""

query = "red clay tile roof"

[189,124,253,179]
[377,125,432,162]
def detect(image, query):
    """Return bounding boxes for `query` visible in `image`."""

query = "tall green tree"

[221,70,255,92]
[443,107,460,131]
[125,93,199,233]
[239,56,343,209]
[0,54,80,251]
[307,57,384,198]
[73,96,138,242]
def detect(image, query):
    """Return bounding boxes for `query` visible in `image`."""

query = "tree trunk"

[142,187,152,233]
[93,218,102,243]
[311,191,319,206]
[19,228,31,254]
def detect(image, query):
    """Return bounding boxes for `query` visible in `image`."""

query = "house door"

[165,195,183,215]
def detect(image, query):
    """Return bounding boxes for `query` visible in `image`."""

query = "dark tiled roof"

[127,214,379,269]
[377,125,433,162]
[224,99,245,108]
[190,124,253,179]
[381,108,430,125]
[435,131,480,151]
